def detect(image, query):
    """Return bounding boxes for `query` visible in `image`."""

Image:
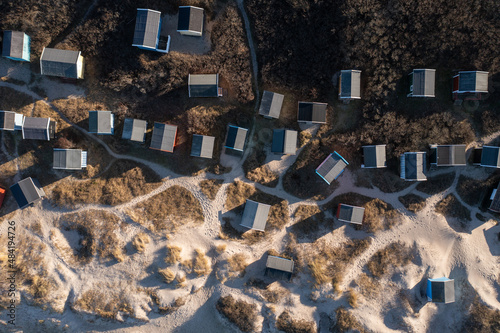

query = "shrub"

[200,179,224,200]
[193,249,211,276]
[398,194,426,213]
[165,245,182,264]
[366,242,413,278]
[276,311,316,333]
[132,232,150,253]
[462,298,500,332]
[159,268,176,283]
[435,194,471,221]
[216,295,258,332]
[331,307,366,333]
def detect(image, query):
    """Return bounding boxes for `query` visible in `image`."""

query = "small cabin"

[191,134,215,159]
[132,9,170,53]
[10,177,45,209]
[400,152,427,181]
[88,111,114,135]
[150,122,177,153]
[2,31,30,62]
[188,74,221,97]
[272,129,297,155]
[427,277,455,304]
[337,204,365,225]
[22,117,56,141]
[488,183,500,213]
[53,149,87,170]
[40,48,84,79]
[479,146,500,168]
[429,145,466,166]
[362,145,386,168]
[240,199,271,232]
[316,152,348,185]
[298,102,327,124]
[0,111,24,131]
[339,70,361,100]
[225,125,248,152]
[453,71,488,100]
[259,91,284,119]
[177,6,204,36]
[122,118,147,142]
[265,255,294,281]
[408,69,435,97]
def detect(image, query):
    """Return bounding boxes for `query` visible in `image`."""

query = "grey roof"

[489,183,500,213]
[458,71,488,92]
[10,177,45,209]
[22,117,50,140]
[191,134,215,158]
[240,199,271,232]
[411,69,435,97]
[88,111,113,134]
[272,129,297,155]
[2,31,26,59]
[188,74,219,97]
[316,152,348,184]
[133,9,161,48]
[150,123,177,152]
[298,102,327,123]
[435,145,466,166]
[337,204,365,224]
[401,152,427,181]
[259,91,284,118]
[53,149,84,170]
[0,111,16,131]
[266,256,294,273]
[225,125,248,151]
[481,146,500,168]
[122,118,147,142]
[429,278,455,303]
[40,48,80,78]
[177,6,204,33]
[362,145,386,168]
[339,70,361,99]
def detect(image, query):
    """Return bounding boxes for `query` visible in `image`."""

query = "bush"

[216,295,258,332]
[416,172,455,195]
[331,307,366,333]
[435,194,471,221]
[398,194,426,213]
[366,242,413,278]
[276,311,316,333]
[200,179,224,200]
[462,298,500,332]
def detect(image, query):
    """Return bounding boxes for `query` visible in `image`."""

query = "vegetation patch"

[435,194,471,222]
[243,147,279,187]
[199,179,224,200]
[227,253,248,278]
[216,295,258,332]
[366,242,413,278]
[398,194,426,213]
[362,169,412,193]
[456,174,500,207]
[291,205,328,238]
[74,285,134,319]
[462,298,500,332]
[356,273,380,299]
[276,311,316,333]
[132,232,150,253]
[416,172,455,195]
[331,306,366,333]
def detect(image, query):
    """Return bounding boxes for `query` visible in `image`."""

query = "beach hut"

[339,70,361,100]
[336,204,365,224]
[225,125,248,152]
[188,74,221,97]
[408,69,435,97]
[40,48,84,79]
[272,129,297,155]
[191,134,215,159]
[479,146,500,168]
[0,111,24,131]
[10,177,45,209]
[2,31,30,62]
[53,149,87,170]
[297,102,327,124]
[362,145,387,168]
[240,199,271,232]
[150,123,177,153]
[177,6,204,36]
[489,183,500,213]
[122,118,147,142]
[429,144,466,166]
[316,152,348,184]
[132,9,170,53]
[453,71,488,100]
[259,91,284,119]
[400,152,427,181]
[427,277,455,304]
[265,255,294,281]
[88,111,114,135]
[22,117,56,141]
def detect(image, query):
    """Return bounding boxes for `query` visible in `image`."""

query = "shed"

[265,255,294,281]
[259,91,284,119]
[150,122,177,152]
[240,199,271,232]
[191,134,215,159]
[122,118,147,142]
[337,204,365,224]
[225,125,248,152]
[88,111,114,135]
[316,151,348,184]
[53,149,87,170]
[339,70,361,99]
[40,48,84,79]
[2,31,30,62]
[427,277,455,304]
[0,111,16,131]
[408,69,435,97]
[362,145,386,168]
[10,177,46,209]
[177,6,204,36]
[429,145,466,166]
[489,183,500,213]
[188,74,221,97]
[22,117,56,141]
[298,102,327,124]
[480,146,500,168]
[272,129,297,155]
[453,71,488,93]
[132,9,170,53]
[400,152,427,181]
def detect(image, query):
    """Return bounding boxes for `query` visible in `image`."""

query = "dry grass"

[74,285,133,319]
[366,242,413,278]
[228,253,248,277]
[299,131,312,147]
[416,172,455,195]
[243,148,279,188]
[132,232,150,253]
[33,100,71,131]
[52,97,109,125]
[356,273,380,299]
[159,268,176,283]
[158,297,187,315]
[0,87,34,115]
[260,283,290,303]
[199,179,224,200]
[216,295,258,332]
[348,288,359,308]
[216,244,227,254]
[398,194,426,213]
[456,174,500,207]
[165,245,182,264]
[291,205,327,238]
[276,311,316,333]
[331,306,366,333]
[463,298,500,332]
[435,194,471,221]
[193,249,211,276]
